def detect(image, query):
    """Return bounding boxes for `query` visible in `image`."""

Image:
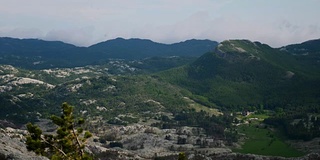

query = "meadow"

[233,123,305,157]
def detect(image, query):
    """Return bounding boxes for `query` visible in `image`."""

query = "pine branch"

[69,111,85,158]
[72,126,85,158]
[41,136,68,158]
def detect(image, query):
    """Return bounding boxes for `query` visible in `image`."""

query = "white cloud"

[0,27,43,39]
[43,27,95,46]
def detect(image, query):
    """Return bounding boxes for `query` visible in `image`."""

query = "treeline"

[264,107,320,141]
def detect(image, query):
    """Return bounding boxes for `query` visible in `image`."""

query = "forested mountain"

[0,37,77,54]
[158,39,320,140]
[0,37,217,69]
[283,38,320,54]
[281,38,320,74]
[0,37,82,68]
[159,39,320,110]
[89,38,217,59]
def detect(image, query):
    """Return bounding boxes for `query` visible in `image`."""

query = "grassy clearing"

[233,124,305,157]
[190,103,222,116]
[183,97,222,116]
[246,113,270,120]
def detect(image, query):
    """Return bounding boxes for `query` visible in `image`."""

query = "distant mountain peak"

[213,39,267,62]
[217,40,259,53]
[282,38,320,54]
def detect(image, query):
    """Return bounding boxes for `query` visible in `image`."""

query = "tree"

[26,102,93,160]
[178,152,187,160]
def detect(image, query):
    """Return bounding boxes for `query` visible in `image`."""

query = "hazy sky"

[0,0,319,47]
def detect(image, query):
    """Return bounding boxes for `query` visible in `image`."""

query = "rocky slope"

[1,126,319,160]
[0,128,48,160]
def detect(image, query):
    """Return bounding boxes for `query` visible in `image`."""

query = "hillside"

[0,37,217,69]
[0,63,238,158]
[280,38,320,75]
[159,39,320,110]
[0,62,186,124]
[158,39,320,141]
[283,38,320,54]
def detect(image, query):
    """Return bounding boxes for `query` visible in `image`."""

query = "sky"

[0,0,319,47]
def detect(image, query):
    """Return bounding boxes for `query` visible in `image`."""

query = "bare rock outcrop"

[0,128,48,160]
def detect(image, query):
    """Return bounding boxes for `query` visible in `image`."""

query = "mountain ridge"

[281,38,320,54]
[0,37,218,69]
[88,37,217,59]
